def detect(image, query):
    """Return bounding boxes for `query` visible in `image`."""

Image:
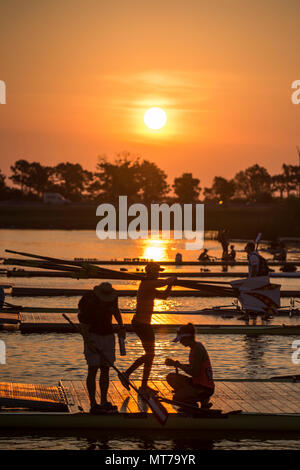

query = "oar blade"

[147,395,169,426]
[118,372,130,390]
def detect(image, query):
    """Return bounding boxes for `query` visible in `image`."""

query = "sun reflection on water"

[142,239,170,261]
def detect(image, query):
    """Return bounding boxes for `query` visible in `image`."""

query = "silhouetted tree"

[271,174,286,198]
[94,153,140,204]
[0,169,7,198]
[234,164,272,202]
[10,160,52,196]
[10,159,32,193]
[0,170,5,189]
[281,164,300,197]
[204,176,236,202]
[53,162,92,201]
[136,160,169,204]
[173,173,201,203]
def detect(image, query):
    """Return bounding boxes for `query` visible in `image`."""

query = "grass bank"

[0,202,299,239]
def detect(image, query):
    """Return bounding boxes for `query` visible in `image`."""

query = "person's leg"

[140,339,155,388]
[99,366,110,404]
[166,372,191,391]
[139,326,155,388]
[86,366,98,407]
[173,384,200,405]
[125,323,154,379]
[125,354,147,377]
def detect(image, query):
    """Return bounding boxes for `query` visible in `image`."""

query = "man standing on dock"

[165,323,215,409]
[78,282,125,414]
[124,262,176,396]
[245,242,269,277]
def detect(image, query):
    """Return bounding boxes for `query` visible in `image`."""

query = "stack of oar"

[4,249,235,297]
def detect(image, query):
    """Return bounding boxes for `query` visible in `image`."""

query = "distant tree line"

[0,153,299,204]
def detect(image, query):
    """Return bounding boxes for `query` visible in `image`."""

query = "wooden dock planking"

[0,382,67,411]
[108,382,131,412]
[259,382,299,414]
[221,381,270,414]
[226,381,279,414]
[241,381,285,414]
[213,382,243,412]
[1,380,300,417]
[59,380,85,413]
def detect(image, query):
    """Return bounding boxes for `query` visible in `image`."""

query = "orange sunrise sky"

[0,0,299,186]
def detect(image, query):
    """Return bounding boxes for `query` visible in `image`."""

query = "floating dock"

[4,270,300,279]
[72,260,300,266]
[1,379,300,431]
[1,311,300,335]
[9,287,299,298]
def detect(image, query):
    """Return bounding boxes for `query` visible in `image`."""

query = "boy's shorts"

[84,333,115,367]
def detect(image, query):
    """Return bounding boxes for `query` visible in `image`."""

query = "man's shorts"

[132,318,155,345]
[84,333,115,367]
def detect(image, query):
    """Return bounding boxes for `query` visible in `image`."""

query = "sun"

[144,107,167,130]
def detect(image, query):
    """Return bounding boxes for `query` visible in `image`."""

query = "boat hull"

[1,411,300,432]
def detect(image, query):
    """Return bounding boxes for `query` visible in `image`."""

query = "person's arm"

[78,322,90,341]
[166,345,204,377]
[154,276,177,299]
[165,358,193,375]
[78,322,99,353]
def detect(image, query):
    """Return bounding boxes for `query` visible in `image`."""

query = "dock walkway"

[1,380,300,415]
[1,380,300,431]
[1,312,300,335]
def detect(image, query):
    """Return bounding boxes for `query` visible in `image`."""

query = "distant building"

[43,193,69,205]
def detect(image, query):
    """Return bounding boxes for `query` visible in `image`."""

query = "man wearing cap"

[165,323,214,409]
[124,262,176,395]
[78,282,125,414]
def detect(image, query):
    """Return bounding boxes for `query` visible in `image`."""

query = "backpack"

[78,292,100,322]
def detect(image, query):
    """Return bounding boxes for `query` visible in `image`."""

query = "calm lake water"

[0,230,300,450]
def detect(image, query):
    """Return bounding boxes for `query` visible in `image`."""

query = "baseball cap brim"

[172,333,193,343]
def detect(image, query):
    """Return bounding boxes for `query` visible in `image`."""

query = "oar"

[5,249,236,296]
[62,314,169,425]
[5,250,142,280]
[255,232,262,251]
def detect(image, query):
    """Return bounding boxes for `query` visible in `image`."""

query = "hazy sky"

[0,0,299,186]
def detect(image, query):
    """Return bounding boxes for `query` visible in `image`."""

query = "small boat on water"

[1,379,300,432]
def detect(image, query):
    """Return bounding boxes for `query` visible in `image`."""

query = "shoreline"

[0,202,299,238]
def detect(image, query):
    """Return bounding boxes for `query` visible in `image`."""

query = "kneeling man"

[165,323,214,409]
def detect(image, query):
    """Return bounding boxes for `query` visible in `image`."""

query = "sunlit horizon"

[0,1,299,186]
